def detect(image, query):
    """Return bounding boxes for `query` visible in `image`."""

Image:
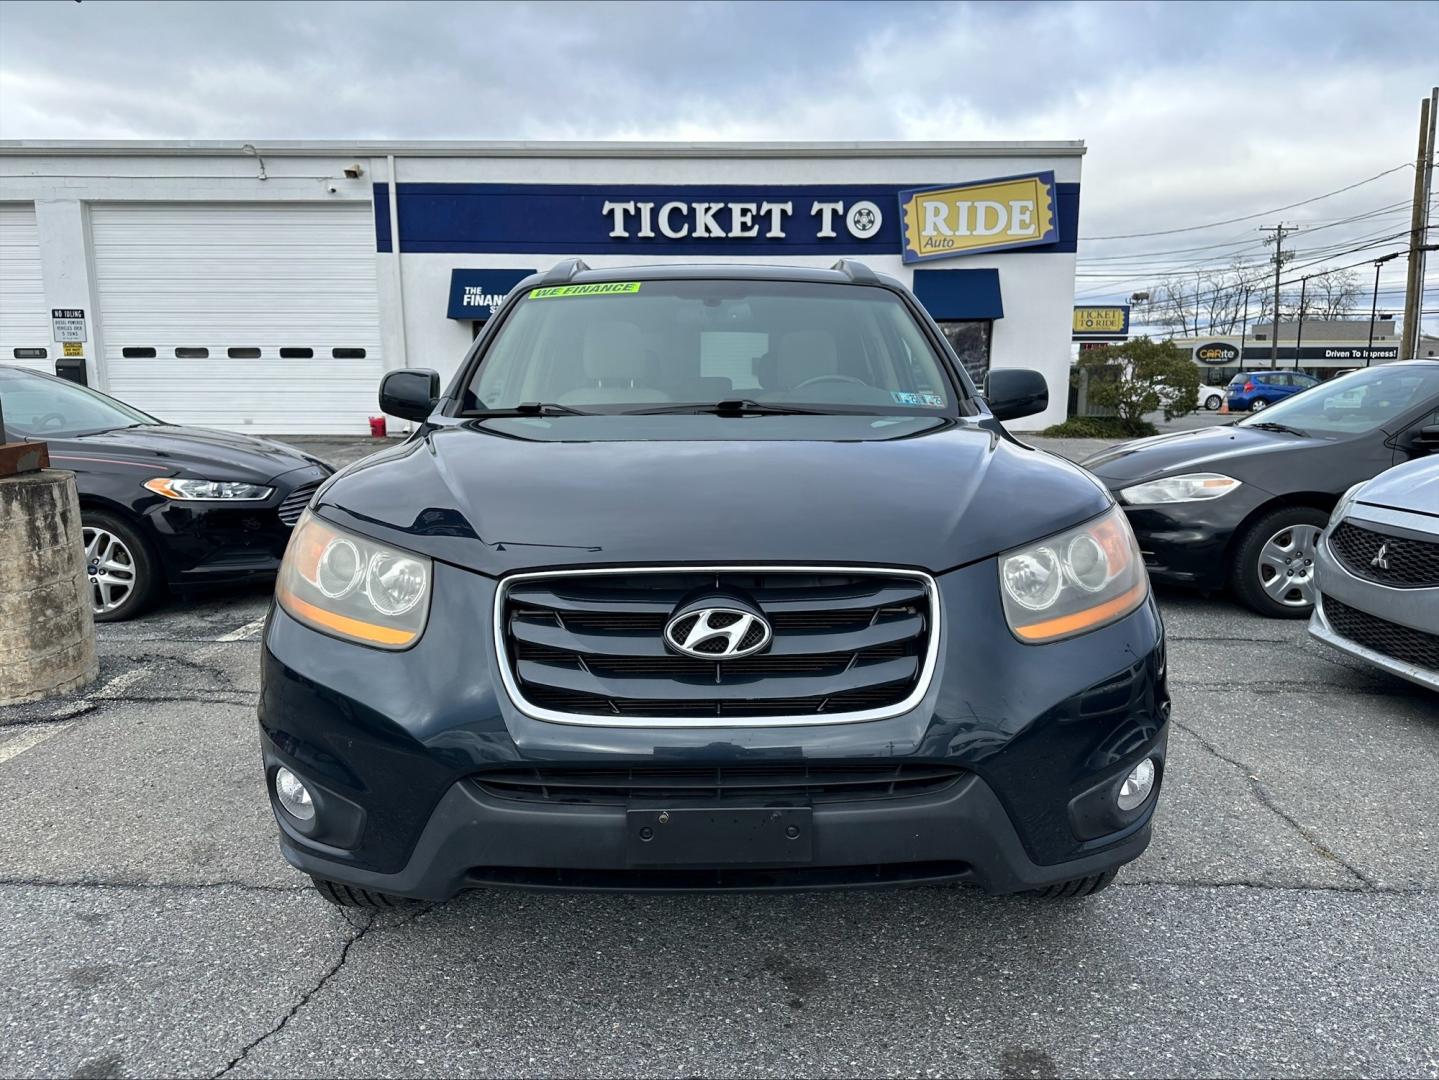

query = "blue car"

[1226,370,1320,412]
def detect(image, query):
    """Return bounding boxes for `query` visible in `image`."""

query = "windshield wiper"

[1247,421,1309,437]
[628,399,838,416]
[466,402,594,417]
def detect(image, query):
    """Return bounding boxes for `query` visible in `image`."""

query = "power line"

[1078,161,1421,241]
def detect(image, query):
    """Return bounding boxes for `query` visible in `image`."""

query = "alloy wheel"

[1251,399,1268,411]
[83,526,137,615]
[1256,523,1322,608]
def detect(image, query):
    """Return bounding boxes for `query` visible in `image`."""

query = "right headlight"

[999,505,1150,644]
[275,511,431,649]
[1119,473,1241,505]
[1328,481,1367,527]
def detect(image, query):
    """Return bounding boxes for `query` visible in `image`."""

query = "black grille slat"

[501,570,932,720]
[1324,598,1439,670]
[1329,522,1439,588]
[277,482,319,526]
[474,763,964,804]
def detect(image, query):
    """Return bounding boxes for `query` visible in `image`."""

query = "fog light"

[274,767,315,821]
[1116,758,1156,811]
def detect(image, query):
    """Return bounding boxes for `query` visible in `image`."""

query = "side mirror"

[984,368,1049,422]
[1410,424,1439,453]
[379,369,440,422]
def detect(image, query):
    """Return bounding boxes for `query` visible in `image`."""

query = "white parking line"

[215,616,267,642]
[0,723,70,765]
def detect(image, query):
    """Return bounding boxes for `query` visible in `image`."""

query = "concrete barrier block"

[0,471,99,705]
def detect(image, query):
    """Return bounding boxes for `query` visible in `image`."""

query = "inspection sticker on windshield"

[529,282,642,299]
[891,391,946,407]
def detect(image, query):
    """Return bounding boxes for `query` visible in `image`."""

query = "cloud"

[1,0,1435,318]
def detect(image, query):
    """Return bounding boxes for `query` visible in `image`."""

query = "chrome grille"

[1329,521,1439,588]
[277,482,319,526]
[495,567,939,727]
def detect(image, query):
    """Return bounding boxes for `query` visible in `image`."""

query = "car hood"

[314,415,1111,577]
[1080,424,1321,486]
[1357,457,1439,517]
[49,424,329,482]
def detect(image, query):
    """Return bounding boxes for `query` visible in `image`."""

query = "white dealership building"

[0,141,1084,432]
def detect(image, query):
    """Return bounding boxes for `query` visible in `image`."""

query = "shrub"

[1072,337,1201,423]
[1038,416,1158,439]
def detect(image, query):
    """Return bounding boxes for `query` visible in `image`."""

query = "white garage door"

[91,203,383,433]
[0,204,53,373]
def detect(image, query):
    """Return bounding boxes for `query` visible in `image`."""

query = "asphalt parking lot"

[2,432,1436,1079]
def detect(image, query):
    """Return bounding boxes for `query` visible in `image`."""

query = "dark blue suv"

[1226,370,1319,412]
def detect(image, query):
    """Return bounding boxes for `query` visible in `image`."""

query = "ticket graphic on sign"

[898,173,1058,263]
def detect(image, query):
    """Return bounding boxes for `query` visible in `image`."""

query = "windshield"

[0,366,159,437]
[1234,364,1439,436]
[461,280,961,414]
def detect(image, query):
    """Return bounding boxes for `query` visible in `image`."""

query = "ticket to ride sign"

[1072,305,1131,339]
[898,172,1058,263]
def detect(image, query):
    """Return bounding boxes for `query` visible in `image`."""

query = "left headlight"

[275,511,431,649]
[144,477,273,501]
[1119,472,1241,505]
[999,505,1150,644]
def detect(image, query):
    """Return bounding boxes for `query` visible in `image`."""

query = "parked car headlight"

[144,477,273,501]
[1119,473,1241,505]
[276,511,430,649]
[1328,481,1367,525]
[999,506,1149,644]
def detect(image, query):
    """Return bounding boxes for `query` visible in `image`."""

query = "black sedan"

[0,365,330,620]
[1083,361,1439,617]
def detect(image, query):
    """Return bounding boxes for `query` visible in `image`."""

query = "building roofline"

[0,139,1087,159]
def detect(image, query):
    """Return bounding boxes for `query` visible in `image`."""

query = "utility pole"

[1368,252,1401,365]
[1260,223,1296,368]
[1294,276,1308,370]
[1238,286,1251,368]
[1401,88,1437,359]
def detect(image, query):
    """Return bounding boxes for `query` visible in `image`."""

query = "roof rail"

[831,259,880,285]
[538,258,591,285]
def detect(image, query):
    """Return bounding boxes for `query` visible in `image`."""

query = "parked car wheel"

[311,877,411,909]
[1204,393,1222,410]
[1027,868,1118,899]
[81,511,158,622]
[1250,398,1268,412]
[1231,506,1330,618]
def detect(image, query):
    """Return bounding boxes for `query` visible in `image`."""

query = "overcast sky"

[1,0,1435,324]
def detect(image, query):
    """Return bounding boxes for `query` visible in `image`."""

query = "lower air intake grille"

[474,763,964,804]
[498,568,937,724]
[1323,597,1439,671]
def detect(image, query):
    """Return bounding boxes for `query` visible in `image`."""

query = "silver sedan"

[1309,457,1439,691]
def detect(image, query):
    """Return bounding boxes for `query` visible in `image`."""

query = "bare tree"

[1140,262,1359,337]
[1301,269,1362,319]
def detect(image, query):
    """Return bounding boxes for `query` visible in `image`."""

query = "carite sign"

[898,173,1059,264]
[1073,305,1129,339]
[1195,342,1241,365]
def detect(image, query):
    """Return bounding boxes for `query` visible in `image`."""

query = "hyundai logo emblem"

[664,605,772,660]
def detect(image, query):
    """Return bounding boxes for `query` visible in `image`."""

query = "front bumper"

[1114,485,1271,590]
[258,557,1168,898]
[1309,509,1439,692]
[265,763,1159,897]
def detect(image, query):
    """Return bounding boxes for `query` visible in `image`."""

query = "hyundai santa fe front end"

[257,261,1169,905]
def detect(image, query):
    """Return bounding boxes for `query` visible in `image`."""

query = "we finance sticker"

[529,282,642,299]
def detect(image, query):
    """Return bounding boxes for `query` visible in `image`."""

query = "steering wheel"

[792,374,869,390]
[34,413,67,431]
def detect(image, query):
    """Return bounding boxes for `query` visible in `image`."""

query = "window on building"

[227,347,261,359]
[935,321,993,384]
[280,347,314,359]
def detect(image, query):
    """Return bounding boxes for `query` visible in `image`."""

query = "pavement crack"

[1117,879,1430,896]
[1172,720,1378,889]
[211,914,375,1079]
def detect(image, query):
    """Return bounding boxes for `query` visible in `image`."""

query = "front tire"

[1028,868,1118,899]
[1230,506,1329,618]
[81,511,158,622]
